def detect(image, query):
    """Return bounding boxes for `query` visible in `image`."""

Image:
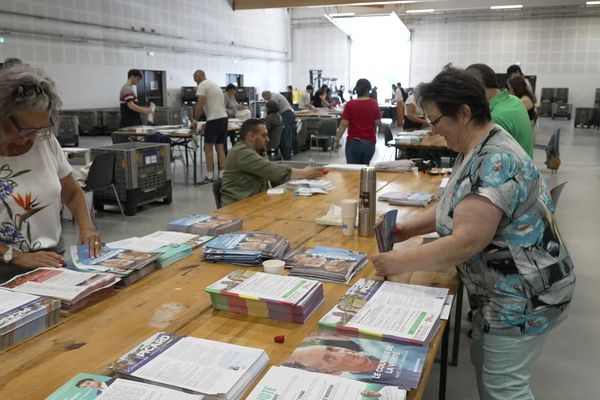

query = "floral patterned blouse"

[436,126,575,336]
[0,136,71,252]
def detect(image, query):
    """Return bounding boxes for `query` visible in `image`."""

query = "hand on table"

[12,251,65,269]
[79,229,103,258]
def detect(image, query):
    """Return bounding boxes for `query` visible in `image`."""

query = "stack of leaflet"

[108,231,214,269]
[374,209,398,252]
[108,332,269,400]
[287,179,334,196]
[319,279,449,345]
[48,373,205,400]
[203,231,290,266]
[1,268,118,312]
[0,288,61,350]
[205,270,324,324]
[284,246,367,283]
[69,245,161,287]
[246,366,406,400]
[167,214,242,236]
[373,159,415,172]
[283,332,427,390]
[378,191,437,207]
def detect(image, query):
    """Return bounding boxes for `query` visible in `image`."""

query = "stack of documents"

[109,332,269,400]
[69,245,161,286]
[379,191,437,207]
[319,279,449,345]
[2,268,118,312]
[205,270,324,324]
[283,332,427,390]
[203,231,290,266]
[0,288,61,350]
[374,209,398,252]
[48,373,204,400]
[283,246,368,283]
[246,366,406,400]
[167,214,243,236]
[287,179,334,196]
[373,159,415,172]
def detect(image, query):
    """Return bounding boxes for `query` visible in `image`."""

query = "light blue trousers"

[471,323,548,400]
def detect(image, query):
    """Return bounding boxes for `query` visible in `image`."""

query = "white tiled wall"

[0,0,291,109]
[409,17,600,108]
[291,24,350,91]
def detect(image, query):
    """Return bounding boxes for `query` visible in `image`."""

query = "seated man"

[221,119,327,206]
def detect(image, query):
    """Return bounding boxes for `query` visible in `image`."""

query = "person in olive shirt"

[466,63,533,157]
[220,119,327,206]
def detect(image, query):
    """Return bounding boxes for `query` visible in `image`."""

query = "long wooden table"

[0,170,458,400]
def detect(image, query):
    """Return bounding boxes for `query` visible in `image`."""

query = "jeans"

[470,311,548,400]
[280,110,295,160]
[345,138,376,164]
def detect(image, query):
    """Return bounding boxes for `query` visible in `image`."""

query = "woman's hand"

[12,251,64,269]
[79,229,103,258]
[370,251,403,277]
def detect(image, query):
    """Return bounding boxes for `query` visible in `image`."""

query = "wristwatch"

[3,245,13,264]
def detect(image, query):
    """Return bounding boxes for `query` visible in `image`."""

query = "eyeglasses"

[9,115,53,136]
[13,84,44,99]
[428,114,445,129]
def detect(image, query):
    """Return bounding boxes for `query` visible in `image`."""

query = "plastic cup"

[262,259,285,275]
[340,199,358,236]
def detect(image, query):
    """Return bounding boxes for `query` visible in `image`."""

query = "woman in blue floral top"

[372,68,574,400]
[0,65,102,282]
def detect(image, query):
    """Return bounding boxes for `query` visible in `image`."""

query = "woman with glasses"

[371,68,574,400]
[333,79,381,164]
[0,65,102,282]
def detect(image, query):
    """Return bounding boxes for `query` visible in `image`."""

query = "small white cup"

[340,199,358,236]
[262,259,285,275]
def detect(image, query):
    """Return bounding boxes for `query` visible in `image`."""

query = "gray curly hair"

[0,64,62,138]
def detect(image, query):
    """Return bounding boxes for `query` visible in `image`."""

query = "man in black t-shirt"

[119,69,154,127]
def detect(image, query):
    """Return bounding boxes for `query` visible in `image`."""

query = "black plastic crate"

[57,115,79,147]
[539,102,553,117]
[552,103,571,120]
[76,110,101,135]
[554,88,569,103]
[540,88,554,102]
[574,108,600,128]
[153,107,170,125]
[101,109,121,134]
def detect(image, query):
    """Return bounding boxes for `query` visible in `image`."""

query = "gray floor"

[63,119,600,399]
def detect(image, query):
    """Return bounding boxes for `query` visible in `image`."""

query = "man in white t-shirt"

[193,70,228,183]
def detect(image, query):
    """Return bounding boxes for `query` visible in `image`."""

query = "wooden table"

[388,134,454,163]
[0,170,458,400]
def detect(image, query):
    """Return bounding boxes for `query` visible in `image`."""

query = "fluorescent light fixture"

[490,4,523,9]
[308,1,416,7]
[328,12,355,17]
[406,8,435,13]
[0,36,4,44]
[147,51,155,56]
[586,1,600,4]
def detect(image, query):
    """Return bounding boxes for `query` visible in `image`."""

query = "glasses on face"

[13,84,44,99]
[428,114,445,129]
[9,115,53,136]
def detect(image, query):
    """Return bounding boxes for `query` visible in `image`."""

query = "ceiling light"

[147,51,155,56]
[586,1,600,4]
[490,4,523,10]
[0,37,4,44]
[406,8,435,13]
[328,12,356,17]
[308,1,416,7]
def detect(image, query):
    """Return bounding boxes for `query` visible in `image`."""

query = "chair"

[267,125,283,160]
[549,181,568,208]
[534,128,561,173]
[380,123,399,160]
[212,179,222,209]
[309,118,337,157]
[83,152,125,216]
[111,133,132,144]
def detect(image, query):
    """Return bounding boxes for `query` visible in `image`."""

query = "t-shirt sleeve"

[342,101,353,121]
[49,136,73,179]
[373,101,382,119]
[467,151,522,217]
[196,83,206,97]
[120,86,136,103]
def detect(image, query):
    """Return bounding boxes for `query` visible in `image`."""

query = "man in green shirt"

[220,119,327,206]
[466,63,534,157]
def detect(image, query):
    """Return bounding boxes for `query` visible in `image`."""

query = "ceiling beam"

[233,0,408,10]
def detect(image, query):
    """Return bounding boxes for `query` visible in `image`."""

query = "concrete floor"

[62,118,600,399]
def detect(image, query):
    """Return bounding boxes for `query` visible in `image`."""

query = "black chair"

[83,152,125,216]
[267,125,283,160]
[111,133,132,144]
[550,181,568,208]
[212,179,222,209]
[380,123,399,160]
[309,118,337,157]
[534,128,561,173]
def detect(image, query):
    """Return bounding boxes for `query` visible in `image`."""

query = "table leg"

[450,282,464,367]
[439,321,450,400]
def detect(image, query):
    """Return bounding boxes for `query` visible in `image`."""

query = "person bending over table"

[220,119,326,207]
[0,65,102,282]
[333,78,381,165]
[371,67,575,400]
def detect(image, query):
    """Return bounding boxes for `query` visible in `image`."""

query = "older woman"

[0,65,101,281]
[333,78,382,164]
[371,68,574,400]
